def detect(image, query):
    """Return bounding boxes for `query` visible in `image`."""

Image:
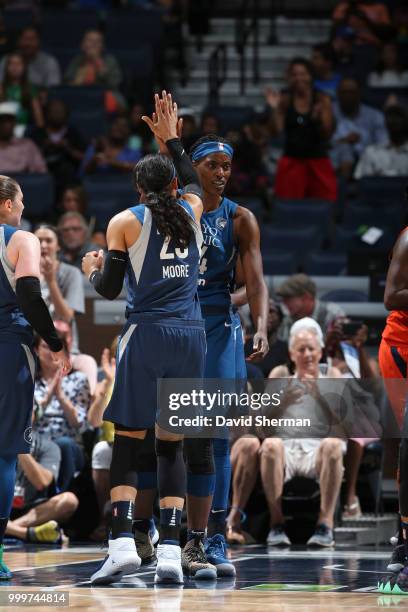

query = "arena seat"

[104,9,163,48]
[357,441,384,516]
[114,46,154,79]
[203,106,255,133]
[356,176,408,208]
[321,288,369,302]
[84,175,137,227]
[343,203,403,233]
[262,251,298,275]
[261,225,323,255]
[362,87,408,111]
[87,197,129,231]
[11,173,54,220]
[303,252,347,276]
[232,196,263,221]
[273,199,332,234]
[70,109,107,141]
[48,86,105,113]
[332,225,396,251]
[40,10,100,49]
[3,10,35,35]
[46,48,78,73]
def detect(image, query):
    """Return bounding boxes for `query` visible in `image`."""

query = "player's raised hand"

[151,111,183,155]
[142,91,179,143]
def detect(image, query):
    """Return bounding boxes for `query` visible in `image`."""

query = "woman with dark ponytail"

[133,153,194,250]
[82,91,205,586]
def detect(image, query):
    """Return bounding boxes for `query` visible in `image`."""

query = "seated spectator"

[332,0,394,47]
[200,112,221,137]
[331,26,360,80]
[243,299,288,377]
[128,102,156,156]
[368,42,408,88]
[331,77,387,178]
[31,99,86,193]
[81,116,141,176]
[354,104,408,178]
[312,43,342,99]
[59,185,88,217]
[54,320,98,398]
[64,29,125,114]
[228,320,344,547]
[224,126,269,196]
[88,341,117,540]
[179,107,199,151]
[34,225,85,354]
[57,212,102,271]
[275,274,345,343]
[394,1,408,45]
[266,58,337,202]
[58,185,106,248]
[0,52,44,136]
[5,426,78,544]
[0,101,47,173]
[0,26,61,88]
[34,334,90,491]
[325,318,382,519]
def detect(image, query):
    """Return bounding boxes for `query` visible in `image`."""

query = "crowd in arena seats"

[0,0,403,546]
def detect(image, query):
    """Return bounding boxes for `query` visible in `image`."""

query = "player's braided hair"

[133,154,194,249]
[189,133,231,158]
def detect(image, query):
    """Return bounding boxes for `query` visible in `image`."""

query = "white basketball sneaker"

[91,536,141,585]
[154,543,184,584]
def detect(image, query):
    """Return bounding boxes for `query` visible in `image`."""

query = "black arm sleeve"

[89,250,128,300]
[165,138,202,197]
[15,277,63,353]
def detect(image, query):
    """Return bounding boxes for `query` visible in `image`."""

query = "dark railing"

[235,0,259,95]
[208,43,227,106]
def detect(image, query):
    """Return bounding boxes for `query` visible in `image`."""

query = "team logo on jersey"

[216,217,227,230]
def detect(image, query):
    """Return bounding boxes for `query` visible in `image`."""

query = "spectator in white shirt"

[368,43,408,89]
[355,105,408,178]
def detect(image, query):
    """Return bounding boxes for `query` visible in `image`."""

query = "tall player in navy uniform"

[183,135,269,577]
[137,125,270,578]
[82,92,205,585]
[0,175,71,580]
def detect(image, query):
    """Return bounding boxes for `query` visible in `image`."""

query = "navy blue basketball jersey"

[198,197,238,309]
[0,224,32,343]
[125,201,203,319]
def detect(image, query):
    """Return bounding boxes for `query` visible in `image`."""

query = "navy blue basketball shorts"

[204,310,247,379]
[0,342,36,455]
[104,316,206,430]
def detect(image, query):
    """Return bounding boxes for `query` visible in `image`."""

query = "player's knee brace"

[156,438,185,499]
[137,429,157,490]
[185,438,215,474]
[399,438,408,516]
[185,438,216,497]
[110,434,144,489]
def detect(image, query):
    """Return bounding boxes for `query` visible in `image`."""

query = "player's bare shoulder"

[7,228,39,262]
[233,205,259,240]
[107,208,142,251]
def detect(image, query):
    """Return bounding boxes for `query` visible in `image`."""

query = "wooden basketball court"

[1,543,406,611]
